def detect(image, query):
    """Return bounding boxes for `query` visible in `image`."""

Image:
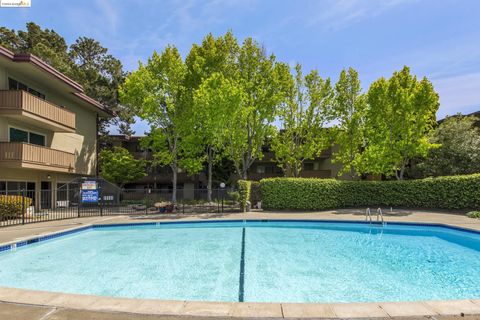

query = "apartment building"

[0,45,113,207]
[108,135,208,191]
[109,135,344,190]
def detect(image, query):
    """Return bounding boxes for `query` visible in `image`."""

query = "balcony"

[300,170,332,178]
[0,90,76,132]
[248,170,332,180]
[248,172,284,181]
[0,142,75,173]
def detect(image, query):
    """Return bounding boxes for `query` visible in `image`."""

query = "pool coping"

[1,218,480,319]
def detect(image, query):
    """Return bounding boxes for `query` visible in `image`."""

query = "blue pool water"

[0,221,479,303]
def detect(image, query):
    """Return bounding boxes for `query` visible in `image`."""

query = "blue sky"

[1,0,480,135]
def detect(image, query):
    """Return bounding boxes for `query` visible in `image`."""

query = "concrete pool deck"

[0,209,479,320]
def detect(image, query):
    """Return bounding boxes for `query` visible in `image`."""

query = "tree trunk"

[242,170,248,180]
[207,150,213,203]
[395,158,407,180]
[241,154,248,180]
[171,164,177,204]
[398,161,406,180]
[293,163,300,178]
[349,146,356,179]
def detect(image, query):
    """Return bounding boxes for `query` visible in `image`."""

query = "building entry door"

[41,181,52,209]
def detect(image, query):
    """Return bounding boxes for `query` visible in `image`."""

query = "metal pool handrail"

[365,208,372,222]
[377,207,384,225]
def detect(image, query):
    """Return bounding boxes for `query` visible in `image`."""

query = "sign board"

[81,190,99,203]
[81,181,97,190]
[0,0,31,8]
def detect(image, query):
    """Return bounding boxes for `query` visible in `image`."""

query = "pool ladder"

[365,207,385,226]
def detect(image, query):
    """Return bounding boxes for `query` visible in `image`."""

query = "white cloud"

[309,0,417,30]
[95,0,119,34]
[432,72,480,118]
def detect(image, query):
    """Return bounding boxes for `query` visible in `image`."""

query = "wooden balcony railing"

[247,172,284,181]
[300,170,332,178]
[248,170,332,180]
[0,142,75,173]
[0,90,76,131]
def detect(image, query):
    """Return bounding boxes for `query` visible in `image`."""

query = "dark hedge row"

[260,174,480,210]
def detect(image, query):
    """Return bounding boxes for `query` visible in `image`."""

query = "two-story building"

[108,135,208,191]
[109,134,345,190]
[0,45,113,208]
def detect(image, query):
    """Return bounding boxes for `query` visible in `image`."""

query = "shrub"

[0,195,33,219]
[260,174,480,210]
[227,191,240,203]
[250,181,261,206]
[238,180,252,212]
[467,211,480,219]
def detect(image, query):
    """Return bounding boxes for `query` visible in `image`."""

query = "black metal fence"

[0,187,240,227]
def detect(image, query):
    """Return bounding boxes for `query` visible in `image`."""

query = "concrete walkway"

[2,300,480,320]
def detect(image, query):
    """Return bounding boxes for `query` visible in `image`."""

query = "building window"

[9,128,46,146]
[256,165,265,174]
[7,181,26,191]
[1,181,34,192]
[256,164,281,174]
[9,127,28,143]
[29,132,45,146]
[8,78,45,99]
[304,162,322,171]
[304,162,314,171]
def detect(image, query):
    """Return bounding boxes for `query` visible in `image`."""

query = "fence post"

[99,184,103,217]
[78,185,81,218]
[222,189,224,213]
[144,188,148,215]
[21,188,25,225]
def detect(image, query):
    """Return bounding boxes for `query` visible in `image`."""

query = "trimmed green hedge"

[238,180,252,212]
[260,174,480,210]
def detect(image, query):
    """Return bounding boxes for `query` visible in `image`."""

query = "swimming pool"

[0,220,479,303]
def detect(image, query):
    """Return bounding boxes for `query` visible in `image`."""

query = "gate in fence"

[0,177,240,227]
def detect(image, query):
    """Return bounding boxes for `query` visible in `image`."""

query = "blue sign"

[81,190,99,203]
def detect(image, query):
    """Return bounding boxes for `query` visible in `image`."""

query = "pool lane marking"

[239,227,246,302]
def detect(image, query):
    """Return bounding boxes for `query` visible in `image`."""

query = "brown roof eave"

[12,53,84,92]
[0,46,14,60]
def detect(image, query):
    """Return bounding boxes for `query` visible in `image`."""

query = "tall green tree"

[191,73,243,201]
[417,115,480,176]
[361,66,439,179]
[99,147,146,187]
[183,32,240,200]
[272,63,333,177]
[332,67,366,179]
[69,37,129,137]
[0,23,71,74]
[185,31,239,91]
[226,38,291,179]
[119,46,187,203]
